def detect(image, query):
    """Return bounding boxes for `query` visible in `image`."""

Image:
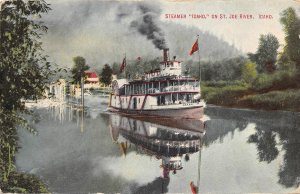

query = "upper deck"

[145,48,183,80]
[112,77,199,96]
[145,61,182,80]
[112,48,200,96]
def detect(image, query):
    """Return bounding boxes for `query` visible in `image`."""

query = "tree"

[241,61,257,84]
[112,62,119,75]
[189,57,246,81]
[71,56,89,84]
[0,0,50,192]
[248,34,279,73]
[280,7,300,73]
[100,64,113,86]
[111,58,161,80]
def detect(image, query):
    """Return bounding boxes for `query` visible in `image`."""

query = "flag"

[189,38,199,56]
[120,57,126,73]
[190,181,198,194]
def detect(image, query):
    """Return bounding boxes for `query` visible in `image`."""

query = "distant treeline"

[186,57,247,81]
[109,56,246,82]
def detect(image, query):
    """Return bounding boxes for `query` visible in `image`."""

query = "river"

[16,96,300,193]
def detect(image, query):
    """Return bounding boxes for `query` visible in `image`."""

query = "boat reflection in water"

[109,113,205,182]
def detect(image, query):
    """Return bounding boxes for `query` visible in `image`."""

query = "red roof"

[85,72,98,78]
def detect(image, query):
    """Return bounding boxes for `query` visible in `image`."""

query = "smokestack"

[163,48,169,62]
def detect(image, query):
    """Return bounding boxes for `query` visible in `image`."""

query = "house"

[84,71,100,89]
[69,71,113,97]
[85,72,99,84]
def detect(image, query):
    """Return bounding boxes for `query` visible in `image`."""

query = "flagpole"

[196,35,201,82]
[197,36,202,193]
[124,53,126,79]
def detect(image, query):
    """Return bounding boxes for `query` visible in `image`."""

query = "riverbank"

[0,109,49,193]
[201,75,300,112]
[24,98,65,109]
[1,98,71,192]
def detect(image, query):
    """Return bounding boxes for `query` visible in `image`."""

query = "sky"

[159,0,299,52]
[42,0,300,69]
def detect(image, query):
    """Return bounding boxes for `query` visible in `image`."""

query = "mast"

[196,35,201,82]
[124,53,127,78]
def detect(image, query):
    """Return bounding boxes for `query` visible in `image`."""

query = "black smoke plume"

[119,3,167,50]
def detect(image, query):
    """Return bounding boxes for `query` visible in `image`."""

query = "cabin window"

[133,98,137,109]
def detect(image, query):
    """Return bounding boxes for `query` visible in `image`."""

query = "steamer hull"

[109,103,204,120]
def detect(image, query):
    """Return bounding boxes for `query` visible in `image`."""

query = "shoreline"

[24,99,65,109]
[206,103,300,114]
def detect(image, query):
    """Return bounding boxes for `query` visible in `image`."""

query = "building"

[48,79,66,100]
[68,71,112,97]
[84,71,100,89]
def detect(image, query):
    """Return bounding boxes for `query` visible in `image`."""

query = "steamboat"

[108,48,205,119]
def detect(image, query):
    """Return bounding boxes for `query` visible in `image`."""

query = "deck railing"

[126,85,199,95]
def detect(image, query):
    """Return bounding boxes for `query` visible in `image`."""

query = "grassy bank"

[201,71,300,112]
[238,89,300,111]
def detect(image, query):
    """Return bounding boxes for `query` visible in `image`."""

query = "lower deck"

[109,93,205,119]
[109,92,202,110]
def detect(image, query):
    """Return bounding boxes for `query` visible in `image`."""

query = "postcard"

[0,0,299,193]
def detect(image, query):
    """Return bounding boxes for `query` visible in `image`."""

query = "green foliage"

[199,8,300,112]
[70,56,90,84]
[100,64,113,86]
[0,0,52,111]
[203,80,246,88]
[190,57,246,81]
[202,82,300,112]
[248,34,279,73]
[251,70,298,92]
[201,84,250,106]
[277,51,296,71]
[0,0,51,192]
[112,56,246,82]
[241,61,257,84]
[0,171,48,193]
[238,89,300,111]
[113,58,160,80]
[280,7,300,71]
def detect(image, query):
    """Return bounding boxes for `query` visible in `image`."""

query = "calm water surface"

[16,96,300,193]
